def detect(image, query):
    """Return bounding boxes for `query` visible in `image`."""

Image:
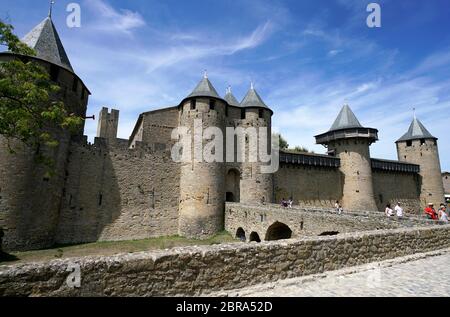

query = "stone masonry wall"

[397,139,445,207]
[55,138,180,244]
[372,170,421,214]
[443,173,450,195]
[1,225,449,297]
[225,203,432,242]
[141,107,179,149]
[274,165,343,208]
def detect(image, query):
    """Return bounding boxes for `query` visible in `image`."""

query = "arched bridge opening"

[249,231,261,243]
[265,222,293,241]
[236,227,246,242]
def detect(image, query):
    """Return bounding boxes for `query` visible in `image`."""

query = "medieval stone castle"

[0,16,445,252]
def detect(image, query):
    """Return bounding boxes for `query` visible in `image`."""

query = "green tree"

[292,146,314,154]
[273,133,289,150]
[0,20,83,169]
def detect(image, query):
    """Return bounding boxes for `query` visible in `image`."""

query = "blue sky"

[1,0,450,171]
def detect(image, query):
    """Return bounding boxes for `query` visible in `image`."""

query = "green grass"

[0,231,238,266]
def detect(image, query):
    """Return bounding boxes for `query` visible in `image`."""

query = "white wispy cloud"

[54,0,450,170]
[84,0,146,34]
[270,53,450,164]
[138,21,274,72]
[328,49,343,57]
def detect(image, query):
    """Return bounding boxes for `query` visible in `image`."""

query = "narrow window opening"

[72,77,78,92]
[50,65,59,82]
[190,100,196,110]
[209,99,215,110]
[241,109,246,119]
[259,109,264,119]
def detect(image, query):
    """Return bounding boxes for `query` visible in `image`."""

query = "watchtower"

[396,116,445,207]
[177,74,226,238]
[315,105,378,211]
[238,83,274,204]
[97,107,119,141]
[0,15,90,251]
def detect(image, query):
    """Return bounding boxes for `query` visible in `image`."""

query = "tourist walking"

[438,205,449,223]
[335,201,343,214]
[288,198,293,208]
[394,202,403,219]
[385,204,394,217]
[424,203,438,220]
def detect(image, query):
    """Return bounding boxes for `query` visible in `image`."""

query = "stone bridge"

[224,203,433,243]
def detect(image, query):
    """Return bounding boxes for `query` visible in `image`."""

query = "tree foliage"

[292,146,314,154]
[0,20,83,169]
[273,133,289,150]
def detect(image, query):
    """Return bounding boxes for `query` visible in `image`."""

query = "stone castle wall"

[1,225,449,297]
[443,173,450,195]
[0,135,71,251]
[274,165,343,208]
[55,138,180,245]
[141,107,179,147]
[0,55,89,251]
[372,170,421,213]
[274,163,423,214]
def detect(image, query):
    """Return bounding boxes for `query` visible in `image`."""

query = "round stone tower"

[238,83,274,204]
[177,74,226,239]
[0,16,90,251]
[396,116,445,207]
[315,105,378,211]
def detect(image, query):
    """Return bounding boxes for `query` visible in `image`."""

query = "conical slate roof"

[187,75,221,99]
[397,117,437,142]
[329,105,363,131]
[241,84,270,109]
[224,87,240,107]
[22,17,73,72]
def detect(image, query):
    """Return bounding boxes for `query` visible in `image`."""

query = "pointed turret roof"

[315,104,378,145]
[187,73,221,99]
[224,86,240,107]
[397,117,437,142]
[240,83,270,109]
[329,104,363,132]
[21,17,73,72]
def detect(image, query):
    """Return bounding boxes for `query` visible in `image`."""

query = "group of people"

[424,203,449,222]
[281,198,293,208]
[385,202,404,218]
[385,202,449,223]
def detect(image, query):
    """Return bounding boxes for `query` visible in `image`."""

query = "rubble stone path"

[214,249,450,297]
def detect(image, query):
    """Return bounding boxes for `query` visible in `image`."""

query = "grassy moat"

[0,231,238,266]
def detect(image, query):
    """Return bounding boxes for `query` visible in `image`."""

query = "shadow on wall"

[0,135,73,251]
[274,166,344,209]
[54,140,122,245]
[318,231,339,236]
